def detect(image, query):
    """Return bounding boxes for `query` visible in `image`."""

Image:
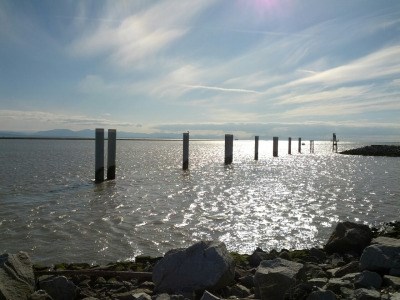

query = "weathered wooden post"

[107,129,116,180]
[95,128,104,183]
[288,137,292,155]
[273,137,279,157]
[298,138,302,153]
[183,132,189,170]
[225,134,233,164]
[254,136,259,160]
[310,140,314,154]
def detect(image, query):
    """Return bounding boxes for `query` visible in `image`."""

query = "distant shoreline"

[0,137,219,142]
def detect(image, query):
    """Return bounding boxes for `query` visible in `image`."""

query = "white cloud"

[69,0,216,67]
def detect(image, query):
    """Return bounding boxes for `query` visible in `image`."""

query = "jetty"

[340,145,400,157]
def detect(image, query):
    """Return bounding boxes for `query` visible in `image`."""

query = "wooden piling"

[183,132,189,170]
[273,137,279,157]
[298,138,302,153]
[225,134,233,165]
[254,136,259,160]
[95,128,104,183]
[310,140,314,154]
[107,129,116,180]
[288,137,292,155]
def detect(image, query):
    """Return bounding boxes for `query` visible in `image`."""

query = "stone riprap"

[340,145,400,157]
[2,220,400,299]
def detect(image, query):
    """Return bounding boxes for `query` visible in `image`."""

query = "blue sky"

[1,0,400,141]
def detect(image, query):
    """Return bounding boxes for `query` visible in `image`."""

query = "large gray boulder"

[360,237,400,273]
[152,241,235,294]
[253,258,304,300]
[324,222,372,255]
[39,276,77,300]
[0,252,35,300]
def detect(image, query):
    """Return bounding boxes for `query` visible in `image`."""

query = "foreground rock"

[340,145,400,157]
[254,258,304,300]
[152,241,235,295]
[0,252,35,300]
[324,221,372,255]
[360,236,400,274]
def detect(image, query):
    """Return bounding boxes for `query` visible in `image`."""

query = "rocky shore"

[340,145,400,157]
[2,221,400,300]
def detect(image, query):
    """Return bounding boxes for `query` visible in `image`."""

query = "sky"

[1,0,400,141]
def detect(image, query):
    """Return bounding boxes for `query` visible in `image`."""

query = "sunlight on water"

[0,139,399,264]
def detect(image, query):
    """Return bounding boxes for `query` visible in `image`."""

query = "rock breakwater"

[340,145,400,157]
[2,221,400,299]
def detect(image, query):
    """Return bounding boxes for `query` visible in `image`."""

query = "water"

[0,139,399,265]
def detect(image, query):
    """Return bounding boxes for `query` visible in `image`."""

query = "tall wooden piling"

[254,136,259,160]
[288,137,292,155]
[95,128,105,183]
[273,137,279,157]
[107,129,117,180]
[225,134,233,165]
[183,132,189,170]
[298,138,302,153]
[310,140,314,154]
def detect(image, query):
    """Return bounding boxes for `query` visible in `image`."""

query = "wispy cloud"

[69,0,216,67]
[181,84,262,94]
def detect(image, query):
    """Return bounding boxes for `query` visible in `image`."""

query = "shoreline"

[3,220,400,299]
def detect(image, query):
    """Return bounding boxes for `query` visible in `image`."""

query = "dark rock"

[249,248,275,267]
[340,145,400,157]
[286,282,313,299]
[200,290,220,300]
[329,261,359,278]
[309,248,327,263]
[238,274,255,288]
[0,252,35,300]
[360,237,400,273]
[324,222,372,255]
[307,289,337,300]
[152,241,235,294]
[253,258,304,300]
[28,290,54,300]
[308,278,328,288]
[324,278,352,294]
[354,288,380,299]
[354,271,382,289]
[229,284,251,298]
[152,294,170,300]
[39,276,78,300]
[383,275,400,289]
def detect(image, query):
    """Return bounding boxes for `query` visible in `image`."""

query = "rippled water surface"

[0,139,399,264]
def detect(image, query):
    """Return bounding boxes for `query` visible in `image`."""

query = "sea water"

[0,139,399,265]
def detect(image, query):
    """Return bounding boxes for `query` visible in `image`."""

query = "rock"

[28,290,54,300]
[0,252,35,300]
[354,288,380,300]
[383,275,400,289]
[249,248,275,267]
[324,222,372,255]
[238,274,255,288]
[360,237,400,273]
[340,287,355,299]
[152,241,235,294]
[152,294,170,300]
[308,278,328,288]
[324,278,352,294]
[229,284,251,298]
[329,261,359,278]
[309,248,327,263]
[39,276,78,300]
[340,145,400,157]
[388,292,400,300]
[354,271,382,289]
[307,289,337,300]
[200,290,220,300]
[253,258,304,300]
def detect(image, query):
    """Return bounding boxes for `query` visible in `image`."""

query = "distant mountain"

[0,129,188,139]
